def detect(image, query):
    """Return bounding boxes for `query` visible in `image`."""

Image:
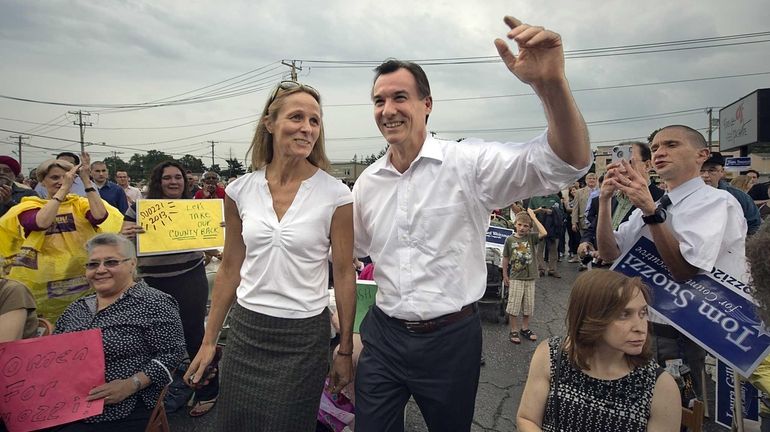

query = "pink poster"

[0,329,105,432]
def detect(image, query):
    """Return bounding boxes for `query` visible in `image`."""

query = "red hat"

[0,156,21,177]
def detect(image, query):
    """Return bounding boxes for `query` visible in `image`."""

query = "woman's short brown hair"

[246,82,330,172]
[565,269,652,370]
[36,159,74,182]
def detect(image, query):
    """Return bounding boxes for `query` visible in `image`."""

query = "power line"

[0,128,92,144]
[299,31,770,68]
[0,108,723,155]
[324,71,770,107]
[69,110,92,153]
[3,30,768,109]
[0,68,284,110]
[139,62,282,104]
[3,69,767,134]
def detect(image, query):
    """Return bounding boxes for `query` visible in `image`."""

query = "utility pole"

[281,60,302,81]
[69,110,92,154]
[208,141,218,168]
[9,135,28,167]
[110,150,123,176]
[707,108,713,150]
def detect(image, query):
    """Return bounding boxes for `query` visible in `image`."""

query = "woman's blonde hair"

[246,82,330,172]
[36,159,74,182]
[730,175,752,193]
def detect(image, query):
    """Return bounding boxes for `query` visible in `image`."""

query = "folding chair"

[681,399,704,432]
[36,317,53,337]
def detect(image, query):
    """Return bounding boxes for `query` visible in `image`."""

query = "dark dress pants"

[355,305,482,432]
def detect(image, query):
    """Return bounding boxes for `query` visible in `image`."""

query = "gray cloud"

[1,0,769,169]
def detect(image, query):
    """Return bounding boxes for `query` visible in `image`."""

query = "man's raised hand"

[493,16,565,87]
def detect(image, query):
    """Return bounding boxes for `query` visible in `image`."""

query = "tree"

[363,147,388,165]
[221,158,246,178]
[208,164,221,174]
[102,155,128,177]
[127,150,174,181]
[178,154,206,174]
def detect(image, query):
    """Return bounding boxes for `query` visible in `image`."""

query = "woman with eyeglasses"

[119,160,220,417]
[0,154,123,325]
[184,81,356,431]
[517,269,681,431]
[50,233,186,431]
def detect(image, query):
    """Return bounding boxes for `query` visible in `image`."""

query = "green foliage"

[362,147,388,165]
[102,156,128,178]
[178,154,206,173]
[126,150,174,182]
[220,158,246,178]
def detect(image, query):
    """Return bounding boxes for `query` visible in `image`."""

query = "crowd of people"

[1,12,769,432]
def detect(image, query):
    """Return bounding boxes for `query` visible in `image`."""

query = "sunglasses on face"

[267,81,320,107]
[84,258,132,270]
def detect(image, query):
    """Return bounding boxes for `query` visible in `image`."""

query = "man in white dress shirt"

[116,170,142,205]
[597,124,748,406]
[352,16,591,431]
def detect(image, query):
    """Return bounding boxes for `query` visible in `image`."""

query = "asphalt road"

[168,260,735,431]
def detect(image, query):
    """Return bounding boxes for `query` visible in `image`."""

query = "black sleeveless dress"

[542,336,660,431]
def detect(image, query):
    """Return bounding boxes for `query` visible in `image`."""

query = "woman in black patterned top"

[120,160,218,417]
[51,233,186,431]
[517,269,681,431]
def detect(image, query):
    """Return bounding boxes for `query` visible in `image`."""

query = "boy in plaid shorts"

[502,209,547,344]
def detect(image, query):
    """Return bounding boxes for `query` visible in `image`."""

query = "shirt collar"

[82,280,148,314]
[666,176,705,207]
[373,134,444,175]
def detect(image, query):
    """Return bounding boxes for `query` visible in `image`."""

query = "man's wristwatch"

[642,207,667,225]
[84,187,96,193]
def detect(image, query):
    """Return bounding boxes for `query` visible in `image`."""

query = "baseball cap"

[703,152,725,167]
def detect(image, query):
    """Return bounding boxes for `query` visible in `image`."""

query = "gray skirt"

[217,303,330,431]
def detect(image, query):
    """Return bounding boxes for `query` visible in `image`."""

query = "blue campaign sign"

[486,226,513,250]
[611,236,770,376]
[725,157,752,168]
[715,360,759,428]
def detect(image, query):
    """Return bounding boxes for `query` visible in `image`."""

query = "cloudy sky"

[1,0,768,174]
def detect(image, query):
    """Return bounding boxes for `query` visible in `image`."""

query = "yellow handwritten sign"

[136,199,224,255]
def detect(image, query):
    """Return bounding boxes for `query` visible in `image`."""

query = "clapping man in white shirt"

[596,124,748,407]
[352,15,591,431]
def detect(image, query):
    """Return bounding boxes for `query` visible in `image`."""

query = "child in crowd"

[502,209,547,344]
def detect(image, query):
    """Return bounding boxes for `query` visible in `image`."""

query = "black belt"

[390,303,478,334]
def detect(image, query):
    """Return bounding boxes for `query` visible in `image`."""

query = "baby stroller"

[479,215,511,323]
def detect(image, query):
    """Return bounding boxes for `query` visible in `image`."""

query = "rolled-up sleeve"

[471,130,591,211]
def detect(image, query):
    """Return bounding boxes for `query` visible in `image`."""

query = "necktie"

[657,195,671,210]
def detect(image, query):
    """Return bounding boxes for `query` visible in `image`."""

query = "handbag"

[145,386,170,432]
[145,359,175,432]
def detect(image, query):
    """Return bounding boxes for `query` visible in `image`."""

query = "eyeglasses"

[84,258,132,270]
[267,81,320,108]
[700,167,722,174]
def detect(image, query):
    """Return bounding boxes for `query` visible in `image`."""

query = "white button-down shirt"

[614,176,748,280]
[227,169,353,319]
[353,132,590,320]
